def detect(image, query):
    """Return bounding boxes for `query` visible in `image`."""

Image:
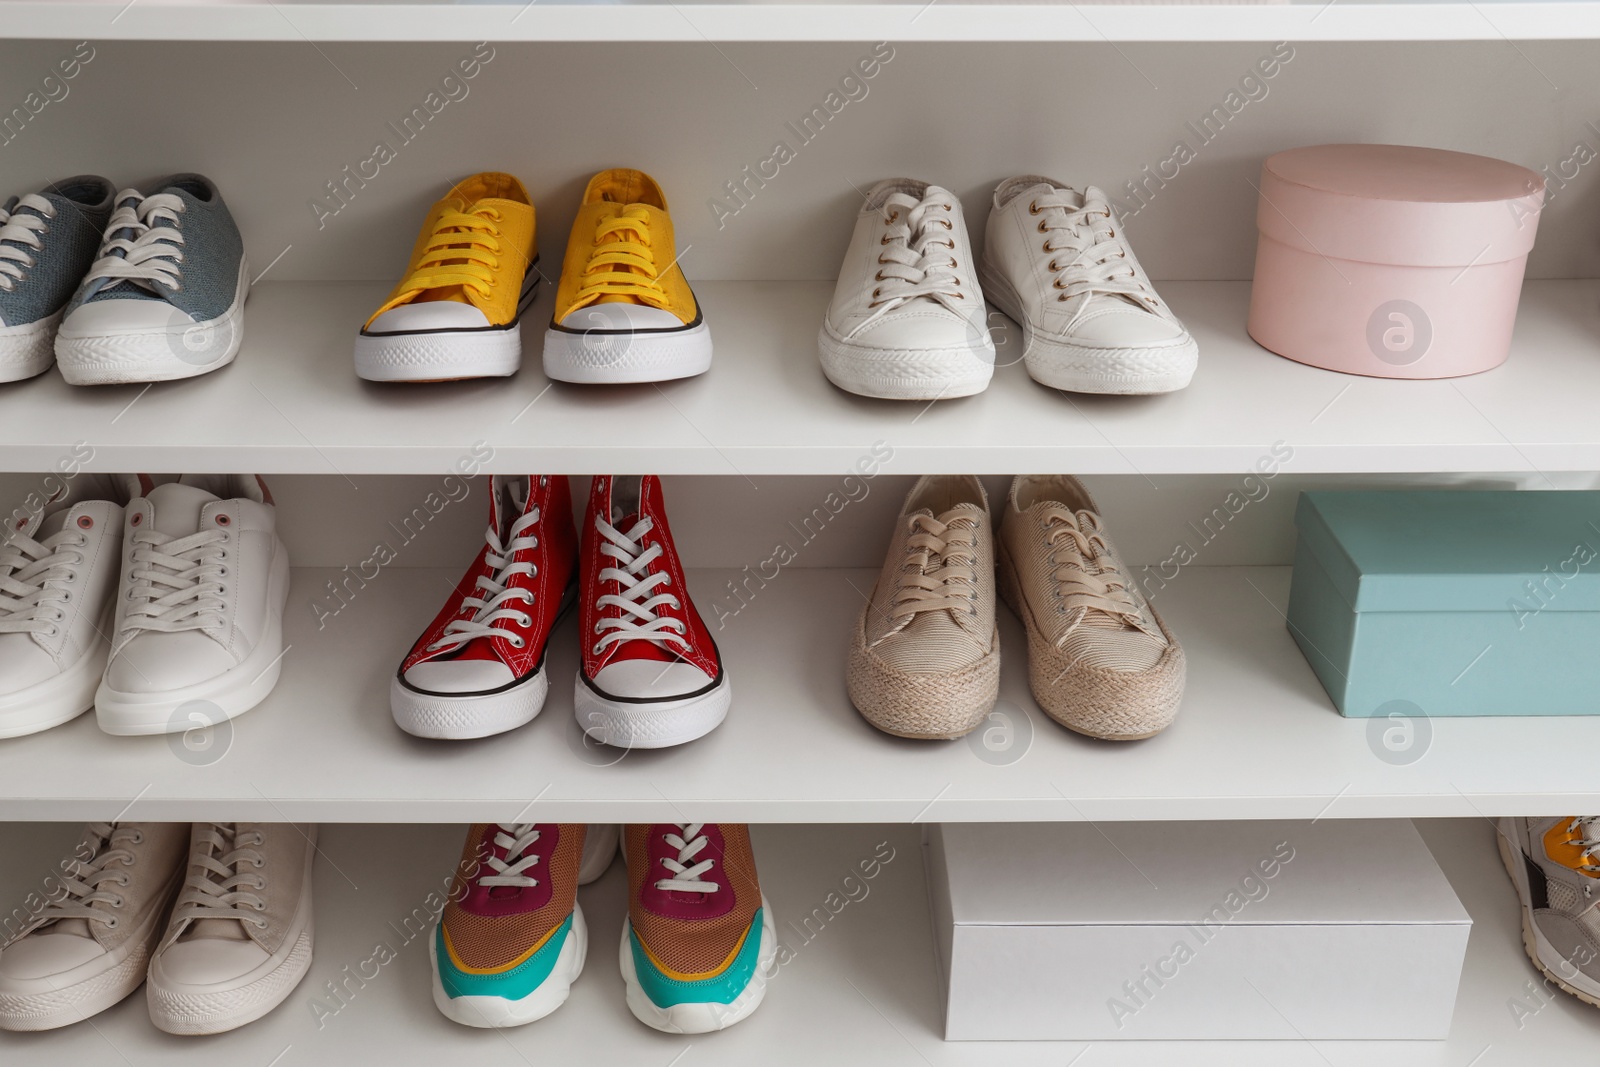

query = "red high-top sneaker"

[392,475,577,739]
[577,476,728,748]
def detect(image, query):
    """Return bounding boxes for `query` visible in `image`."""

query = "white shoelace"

[592,515,687,656]
[478,824,543,888]
[655,824,718,894]
[860,190,965,328]
[1042,506,1157,639]
[171,824,268,931]
[1030,191,1156,318]
[0,193,54,293]
[0,526,86,638]
[15,823,141,938]
[430,508,540,653]
[82,190,186,297]
[121,525,229,643]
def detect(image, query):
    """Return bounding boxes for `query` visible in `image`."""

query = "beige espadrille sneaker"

[997,475,1184,740]
[847,475,999,739]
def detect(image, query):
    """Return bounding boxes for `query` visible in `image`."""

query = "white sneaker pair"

[0,473,290,738]
[819,176,1197,399]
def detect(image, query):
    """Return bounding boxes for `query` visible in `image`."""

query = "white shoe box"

[925,820,1470,1041]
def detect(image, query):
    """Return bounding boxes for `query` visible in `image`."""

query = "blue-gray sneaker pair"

[0,175,115,383]
[54,173,249,386]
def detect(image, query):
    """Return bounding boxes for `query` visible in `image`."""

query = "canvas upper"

[0,175,114,329]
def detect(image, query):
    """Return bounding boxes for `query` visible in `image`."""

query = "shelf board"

[2,564,1597,823]
[4,279,1600,477]
[0,819,1596,1064]
[5,0,1600,42]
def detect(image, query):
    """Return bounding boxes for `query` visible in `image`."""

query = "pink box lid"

[1258,144,1544,267]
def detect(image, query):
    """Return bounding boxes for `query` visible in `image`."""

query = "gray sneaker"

[56,174,248,386]
[1498,816,1600,1008]
[0,175,114,383]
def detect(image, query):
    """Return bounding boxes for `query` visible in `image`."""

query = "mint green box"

[1288,490,1600,717]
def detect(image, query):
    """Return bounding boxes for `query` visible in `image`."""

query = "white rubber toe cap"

[840,310,988,353]
[559,304,685,331]
[60,298,189,337]
[404,657,516,694]
[592,659,714,700]
[0,934,106,981]
[367,301,491,333]
[153,938,270,987]
[1067,306,1189,347]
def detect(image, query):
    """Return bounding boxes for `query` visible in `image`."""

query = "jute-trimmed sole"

[845,602,999,740]
[997,539,1184,741]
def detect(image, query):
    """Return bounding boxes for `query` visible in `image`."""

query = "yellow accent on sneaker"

[552,169,697,327]
[365,172,536,330]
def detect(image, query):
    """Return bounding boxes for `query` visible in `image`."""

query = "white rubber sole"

[619,895,777,1034]
[429,903,588,1029]
[816,322,993,400]
[0,868,177,1031]
[56,256,250,386]
[391,665,549,740]
[146,832,316,1035]
[0,311,60,383]
[354,324,522,382]
[95,538,290,735]
[543,319,712,384]
[978,259,1197,395]
[0,631,109,739]
[1497,821,1600,1007]
[574,671,730,750]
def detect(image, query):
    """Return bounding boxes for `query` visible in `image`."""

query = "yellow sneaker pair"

[354,169,710,384]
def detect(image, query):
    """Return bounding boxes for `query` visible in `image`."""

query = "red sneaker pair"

[390,475,728,748]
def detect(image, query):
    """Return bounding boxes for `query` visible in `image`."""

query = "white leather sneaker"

[96,475,290,736]
[980,176,1197,394]
[819,178,994,400]
[0,822,188,1031]
[0,473,144,738]
[147,823,316,1035]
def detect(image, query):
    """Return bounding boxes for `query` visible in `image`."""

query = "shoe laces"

[121,524,230,641]
[862,190,965,327]
[1040,506,1156,640]
[477,824,544,889]
[1030,190,1156,316]
[572,205,669,312]
[0,193,55,292]
[1565,816,1600,880]
[430,508,540,654]
[592,515,688,656]
[655,824,718,894]
[0,526,86,637]
[9,823,142,941]
[890,513,980,627]
[400,204,505,302]
[82,190,186,298]
[171,824,269,932]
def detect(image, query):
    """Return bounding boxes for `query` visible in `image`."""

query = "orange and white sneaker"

[543,169,711,384]
[355,172,538,382]
[620,823,775,1034]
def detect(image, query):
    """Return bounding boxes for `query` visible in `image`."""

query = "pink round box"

[1247,144,1545,379]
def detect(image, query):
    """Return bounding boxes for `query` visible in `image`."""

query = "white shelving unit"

[2,4,1599,1062]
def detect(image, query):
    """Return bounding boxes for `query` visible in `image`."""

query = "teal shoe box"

[1288,490,1600,717]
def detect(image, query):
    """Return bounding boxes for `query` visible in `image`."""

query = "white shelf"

[7,279,1600,477]
[0,819,1596,1064]
[3,564,1597,823]
[5,0,1600,42]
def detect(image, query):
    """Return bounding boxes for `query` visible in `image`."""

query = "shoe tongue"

[146,482,220,538]
[185,918,250,941]
[934,502,985,528]
[47,918,94,938]
[34,508,72,539]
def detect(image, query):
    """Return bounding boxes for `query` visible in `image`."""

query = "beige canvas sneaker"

[997,475,1184,739]
[847,475,999,739]
[146,822,316,1035]
[0,822,188,1031]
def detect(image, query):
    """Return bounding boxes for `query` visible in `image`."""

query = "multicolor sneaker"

[543,169,712,384]
[430,823,618,1028]
[1498,817,1600,1008]
[0,175,115,383]
[393,475,578,739]
[620,823,774,1033]
[355,172,539,382]
[577,476,728,749]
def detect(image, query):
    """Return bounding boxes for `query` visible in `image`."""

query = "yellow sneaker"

[543,169,712,383]
[354,172,538,382]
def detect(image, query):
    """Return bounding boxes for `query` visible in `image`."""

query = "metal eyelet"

[77,515,94,530]
[215,514,231,527]
[1029,201,1040,215]
[872,287,881,298]
[1038,220,1049,233]
[130,513,142,527]
[104,917,119,928]
[592,642,603,655]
